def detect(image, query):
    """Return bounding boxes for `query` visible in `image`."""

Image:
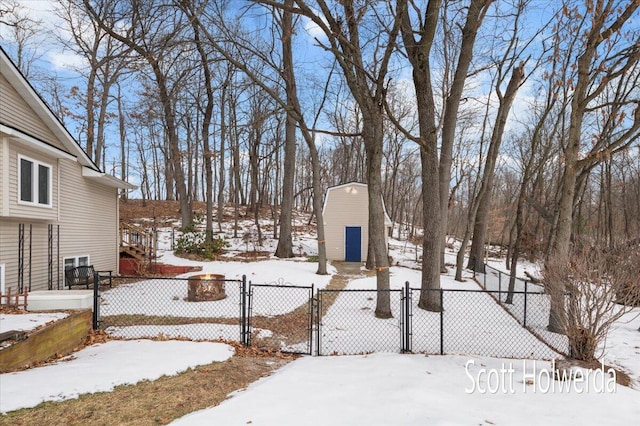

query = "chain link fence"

[409,288,559,358]
[100,276,245,342]
[477,265,569,355]
[96,266,568,359]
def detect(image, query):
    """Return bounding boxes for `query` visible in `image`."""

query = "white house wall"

[0,159,118,292]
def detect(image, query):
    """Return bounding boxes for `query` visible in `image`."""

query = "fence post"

[316,290,322,356]
[308,284,314,356]
[523,280,528,328]
[92,273,100,330]
[241,275,247,346]
[498,270,502,301]
[439,289,444,355]
[404,281,411,353]
[483,266,486,289]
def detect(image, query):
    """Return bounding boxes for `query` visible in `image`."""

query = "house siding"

[0,161,118,292]
[58,159,119,277]
[0,137,5,215]
[0,73,63,149]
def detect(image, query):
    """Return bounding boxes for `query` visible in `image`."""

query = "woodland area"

[1,1,640,320]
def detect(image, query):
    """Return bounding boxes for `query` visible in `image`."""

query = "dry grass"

[0,346,292,426]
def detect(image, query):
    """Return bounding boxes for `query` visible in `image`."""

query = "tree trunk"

[192,22,214,241]
[218,78,229,233]
[363,116,392,319]
[275,1,296,258]
[468,63,525,272]
[438,0,493,274]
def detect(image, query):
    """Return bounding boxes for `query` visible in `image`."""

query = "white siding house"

[0,47,135,293]
[322,182,392,262]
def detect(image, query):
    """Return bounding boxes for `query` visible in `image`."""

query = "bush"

[175,230,228,260]
[544,246,640,362]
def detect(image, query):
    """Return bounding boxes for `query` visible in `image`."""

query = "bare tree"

[274,0,296,258]
[547,0,640,332]
[394,0,493,310]
[282,0,402,317]
[0,4,44,78]
[58,0,132,166]
[83,0,194,230]
[463,61,526,277]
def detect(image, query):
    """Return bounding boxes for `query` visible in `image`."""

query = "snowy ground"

[0,312,68,333]
[102,258,334,319]
[317,266,560,359]
[172,353,640,426]
[0,340,234,413]
[100,257,333,341]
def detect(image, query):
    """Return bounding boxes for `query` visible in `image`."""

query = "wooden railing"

[119,222,156,262]
[0,287,28,309]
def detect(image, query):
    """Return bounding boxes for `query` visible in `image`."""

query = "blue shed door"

[345,226,362,262]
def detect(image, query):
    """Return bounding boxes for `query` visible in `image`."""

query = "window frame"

[63,255,90,286]
[17,154,52,208]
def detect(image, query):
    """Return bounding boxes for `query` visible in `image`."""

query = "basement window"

[63,255,90,286]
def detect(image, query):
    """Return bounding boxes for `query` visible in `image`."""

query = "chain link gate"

[316,288,405,355]
[247,281,314,355]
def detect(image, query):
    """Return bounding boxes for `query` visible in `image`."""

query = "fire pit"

[187,274,226,302]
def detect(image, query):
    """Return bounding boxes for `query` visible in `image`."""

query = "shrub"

[175,230,228,260]
[544,246,640,362]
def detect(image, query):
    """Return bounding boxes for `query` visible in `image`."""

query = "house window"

[64,255,90,272]
[63,255,90,286]
[18,155,52,207]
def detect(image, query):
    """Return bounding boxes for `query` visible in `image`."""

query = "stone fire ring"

[187,274,226,302]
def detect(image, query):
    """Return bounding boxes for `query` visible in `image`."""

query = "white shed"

[322,182,392,262]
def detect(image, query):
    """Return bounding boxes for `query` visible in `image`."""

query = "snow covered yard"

[171,353,640,425]
[319,266,560,359]
[102,258,333,318]
[100,258,334,342]
[1,247,638,423]
[0,340,234,413]
[3,219,636,423]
